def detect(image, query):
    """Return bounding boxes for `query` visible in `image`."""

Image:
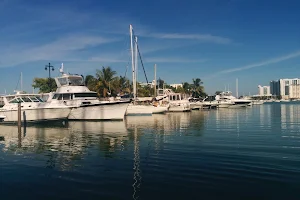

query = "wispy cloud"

[148,33,232,44]
[144,57,207,63]
[0,35,119,68]
[219,50,300,74]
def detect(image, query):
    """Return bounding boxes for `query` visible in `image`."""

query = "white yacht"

[218,91,251,108]
[189,98,203,110]
[0,91,71,123]
[47,71,130,120]
[214,95,235,108]
[252,100,264,105]
[156,89,190,112]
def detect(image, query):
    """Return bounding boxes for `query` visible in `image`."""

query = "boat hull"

[68,101,129,120]
[218,103,233,108]
[169,103,191,112]
[152,106,168,114]
[228,104,249,108]
[0,108,71,123]
[126,105,153,115]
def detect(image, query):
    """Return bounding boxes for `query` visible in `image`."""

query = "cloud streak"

[145,57,207,63]
[149,33,232,44]
[0,35,119,68]
[219,50,300,74]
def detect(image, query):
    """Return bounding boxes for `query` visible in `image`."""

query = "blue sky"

[0,0,300,95]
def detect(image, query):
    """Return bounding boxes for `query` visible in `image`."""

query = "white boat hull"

[152,106,168,114]
[68,101,129,120]
[190,102,203,110]
[217,103,234,108]
[169,103,191,112]
[0,108,71,123]
[228,104,249,108]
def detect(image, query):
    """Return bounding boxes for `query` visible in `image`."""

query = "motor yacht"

[47,69,130,120]
[0,91,71,123]
[156,89,190,112]
[218,91,251,108]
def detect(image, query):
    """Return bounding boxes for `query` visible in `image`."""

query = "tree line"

[32,66,207,98]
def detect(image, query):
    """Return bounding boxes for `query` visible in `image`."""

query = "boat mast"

[154,64,157,97]
[21,72,23,91]
[134,36,138,98]
[130,24,136,100]
[236,78,238,98]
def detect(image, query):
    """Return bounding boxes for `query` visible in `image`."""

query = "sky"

[0,0,300,96]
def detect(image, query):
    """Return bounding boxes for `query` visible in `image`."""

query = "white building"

[170,84,183,89]
[258,85,271,96]
[288,84,300,99]
[279,78,300,99]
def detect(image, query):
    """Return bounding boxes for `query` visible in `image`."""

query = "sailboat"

[126,25,168,115]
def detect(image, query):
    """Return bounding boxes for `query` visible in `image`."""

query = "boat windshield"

[68,77,84,86]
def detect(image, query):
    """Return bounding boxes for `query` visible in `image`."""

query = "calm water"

[1,103,300,199]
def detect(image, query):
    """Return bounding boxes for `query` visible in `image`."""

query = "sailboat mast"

[154,64,157,97]
[135,36,138,98]
[21,72,23,91]
[130,24,136,100]
[236,78,238,97]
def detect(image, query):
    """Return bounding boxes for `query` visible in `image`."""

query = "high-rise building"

[270,80,280,96]
[279,78,300,99]
[258,85,271,96]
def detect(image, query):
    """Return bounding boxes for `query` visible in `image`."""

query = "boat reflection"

[125,111,205,135]
[0,121,128,169]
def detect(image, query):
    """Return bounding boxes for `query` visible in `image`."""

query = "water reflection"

[0,121,128,170]
[125,111,205,135]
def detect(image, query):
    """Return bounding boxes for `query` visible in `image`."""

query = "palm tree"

[192,78,205,97]
[95,66,117,97]
[192,78,203,87]
[84,75,97,91]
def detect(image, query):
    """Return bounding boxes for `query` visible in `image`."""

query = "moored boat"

[0,92,71,123]
[47,70,130,120]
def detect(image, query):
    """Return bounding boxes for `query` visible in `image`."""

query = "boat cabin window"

[52,93,73,100]
[74,93,97,98]
[62,94,71,100]
[57,77,68,86]
[21,97,32,102]
[68,77,84,86]
[9,98,22,103]
[52,94,59,99]
[29,96,40,102]
[36,97,44,102]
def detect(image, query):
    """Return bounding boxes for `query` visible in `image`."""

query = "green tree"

[32,78,57,93]
[95,66,117,97]
[84,75,97,91]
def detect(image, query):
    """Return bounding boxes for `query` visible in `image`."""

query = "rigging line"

[135,39,149,83]
[15,73,21,91]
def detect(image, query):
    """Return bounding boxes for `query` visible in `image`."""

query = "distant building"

[270,80,280,96]
[279,78,300,99]
[269,78,300,99]
[288,84,300,99]
[170,84,183,89]
[258,85,271,96]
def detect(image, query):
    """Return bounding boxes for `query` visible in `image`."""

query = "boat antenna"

[59,63,64,75]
